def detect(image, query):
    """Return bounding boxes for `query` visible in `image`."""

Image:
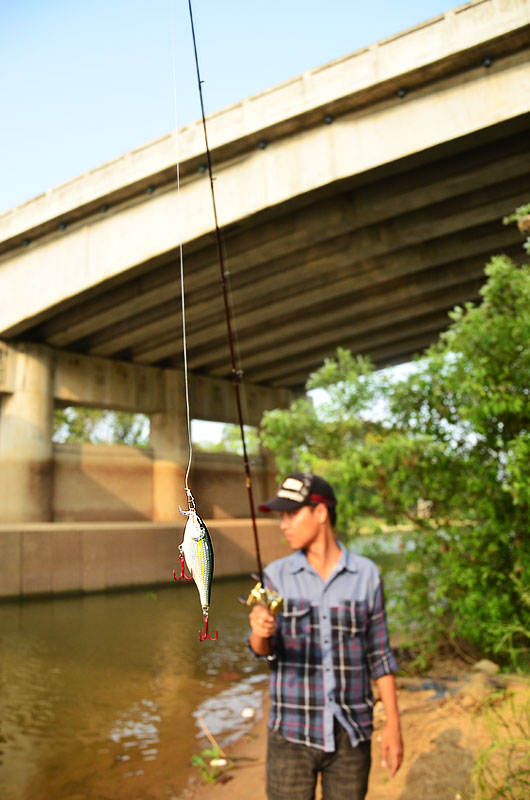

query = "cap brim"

[259,496,304,513]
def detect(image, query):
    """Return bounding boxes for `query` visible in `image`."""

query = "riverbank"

[181,660,529,800]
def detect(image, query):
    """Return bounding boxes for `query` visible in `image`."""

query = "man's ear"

[314,502,329,524]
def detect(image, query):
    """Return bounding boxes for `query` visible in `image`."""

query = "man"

[249,472,403,800]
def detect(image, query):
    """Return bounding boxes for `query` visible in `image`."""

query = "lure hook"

[173,545,193,581]
[199,613,218,642]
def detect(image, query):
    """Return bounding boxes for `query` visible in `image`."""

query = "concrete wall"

[190,451,276,519]
[0,519,290,599]
[53,443,154,521]
[52,444,276,523]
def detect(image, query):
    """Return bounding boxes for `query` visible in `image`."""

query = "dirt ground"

[179,659,529,800]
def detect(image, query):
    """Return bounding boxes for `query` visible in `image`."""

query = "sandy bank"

[180,663,529,800]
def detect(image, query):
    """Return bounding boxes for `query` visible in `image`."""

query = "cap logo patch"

[282,478,305,492]
[276,477,309,504]
[277,488,306,502]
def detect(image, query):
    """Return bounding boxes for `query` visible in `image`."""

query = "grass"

[471,692,530,799]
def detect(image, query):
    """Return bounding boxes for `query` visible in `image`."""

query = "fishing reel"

[239,574,283,615]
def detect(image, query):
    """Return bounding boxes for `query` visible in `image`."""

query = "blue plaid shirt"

[251,543,398,752]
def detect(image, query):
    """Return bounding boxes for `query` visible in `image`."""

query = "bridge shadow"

[399,728,474,800]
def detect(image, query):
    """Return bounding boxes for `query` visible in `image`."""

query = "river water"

[0,577,268,800]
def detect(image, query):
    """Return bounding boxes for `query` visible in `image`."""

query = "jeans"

[266,720,371,800]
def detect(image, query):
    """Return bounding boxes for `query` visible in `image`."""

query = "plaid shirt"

[252,543,398,752]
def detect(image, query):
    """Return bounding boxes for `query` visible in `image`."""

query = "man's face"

[280,505,319,550]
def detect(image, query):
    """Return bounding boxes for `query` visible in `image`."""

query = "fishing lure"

[173,499,218,642]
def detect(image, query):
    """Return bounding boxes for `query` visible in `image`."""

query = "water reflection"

[196,673,266,743]
[0,577,267,800]
[109,697,161,762]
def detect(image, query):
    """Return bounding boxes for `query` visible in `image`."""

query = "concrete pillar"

[150,369,189,521]
[0,343,54,521]
[261,447,280,502]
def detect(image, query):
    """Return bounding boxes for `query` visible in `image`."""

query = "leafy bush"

[261,245,530,669]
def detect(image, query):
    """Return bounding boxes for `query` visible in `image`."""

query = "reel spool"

[239,575,283,615]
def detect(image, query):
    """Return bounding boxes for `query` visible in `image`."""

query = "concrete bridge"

[0,0,529,595]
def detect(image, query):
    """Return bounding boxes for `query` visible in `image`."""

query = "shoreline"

[180,664,530,800]
[180,698,270,800]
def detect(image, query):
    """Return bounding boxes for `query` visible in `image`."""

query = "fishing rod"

[185,1,283,618]
[186,0,264,580]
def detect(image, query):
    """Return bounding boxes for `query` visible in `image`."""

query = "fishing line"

[186,0,264,582]
[169,4,217,642]
[170,4,193,503]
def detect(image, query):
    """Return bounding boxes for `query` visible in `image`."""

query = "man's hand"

[248,604,276,657]
[375,673,403,777]
[380,722,403,777]
[249,604,276,638]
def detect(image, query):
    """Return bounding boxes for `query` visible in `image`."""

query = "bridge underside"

[11,113,528,390]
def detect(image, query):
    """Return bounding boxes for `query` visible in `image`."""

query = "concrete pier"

[150,370,189,521]
[0,344,54,522]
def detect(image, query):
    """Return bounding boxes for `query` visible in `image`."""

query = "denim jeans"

[266,720,371,800]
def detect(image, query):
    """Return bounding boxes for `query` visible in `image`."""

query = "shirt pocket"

[280,599,312,639]
[334,600,368,638]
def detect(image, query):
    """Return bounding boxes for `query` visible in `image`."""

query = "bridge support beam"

[150,370,189,522]
[0,341,290,523]
[0,343,54,522]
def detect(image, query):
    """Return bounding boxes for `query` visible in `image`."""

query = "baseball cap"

[259,472,337,513]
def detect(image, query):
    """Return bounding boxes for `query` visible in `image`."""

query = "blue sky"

[1,0,459,215]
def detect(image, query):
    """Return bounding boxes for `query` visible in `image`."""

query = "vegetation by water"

[261,211,530,671]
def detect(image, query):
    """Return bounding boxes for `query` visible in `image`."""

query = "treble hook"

[199,614,218,642]
[173,546,193,581]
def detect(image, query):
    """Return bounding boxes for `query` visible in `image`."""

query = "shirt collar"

[287,541,359,574]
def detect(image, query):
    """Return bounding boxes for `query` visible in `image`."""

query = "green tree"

[260,244,530,669]
[53,406,105,443]
[194,423,260,456]
[53,407,149,447]
[107,411,150,447]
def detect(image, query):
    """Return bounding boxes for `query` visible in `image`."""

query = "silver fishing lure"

[180,507,214,615]
[175,505,218,641]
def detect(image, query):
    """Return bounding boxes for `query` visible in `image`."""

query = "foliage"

[191,746,231,784]
[504,203,530,255]
[472,694,530,799]
[194,423,260,456]
[260,247,530,668]
[53,406,150,447]
[502,202,530,225]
